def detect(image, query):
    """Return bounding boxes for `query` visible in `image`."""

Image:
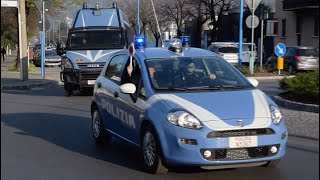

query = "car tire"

[266,63,275,72]
[263,158,281,167]
[288,65,296,75]
[91,107,111,144]
[142,125,168,174]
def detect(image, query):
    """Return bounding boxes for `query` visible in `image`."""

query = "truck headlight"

[270,105,282,125]
[61,57,73,70]
[167,111,203,129]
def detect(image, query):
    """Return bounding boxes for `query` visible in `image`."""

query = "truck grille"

[77,62,106,80]
[207,128,275,138]
[200,144,280,161]
[77,62,106,69]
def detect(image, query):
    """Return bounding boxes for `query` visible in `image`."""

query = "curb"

[1,80,59,90]
[272,95,319,113]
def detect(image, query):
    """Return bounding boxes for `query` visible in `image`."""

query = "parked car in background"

[240,43,257,64]
[208,42,239,65]
[266,46,319,74]
[33,49,61,67]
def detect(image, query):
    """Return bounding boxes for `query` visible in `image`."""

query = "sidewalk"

[1,54,59,90]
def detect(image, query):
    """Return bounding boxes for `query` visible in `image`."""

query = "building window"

[314,16,319,37]
[282,19,286,38]
[296,16,301,34]
[297,34,301,46]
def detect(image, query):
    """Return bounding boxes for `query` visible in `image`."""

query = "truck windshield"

[68,30,122,50]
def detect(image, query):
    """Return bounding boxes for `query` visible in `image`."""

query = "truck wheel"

[64,84,73,97]
[142,125,168,174]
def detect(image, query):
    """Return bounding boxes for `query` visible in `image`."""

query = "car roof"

[118,47,216,60]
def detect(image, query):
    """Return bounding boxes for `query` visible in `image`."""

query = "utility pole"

[19,0,28,81]
[137,0,140,36]
[41,0,46,79]
[238,0,244,69]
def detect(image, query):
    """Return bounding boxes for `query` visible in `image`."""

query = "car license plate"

[88,80,96,85]
[229,136,257,148]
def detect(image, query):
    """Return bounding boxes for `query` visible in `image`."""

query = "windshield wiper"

[155,87,188,91]
[220,85,245,89]
[186,85,244,90]
[186,86,224,90]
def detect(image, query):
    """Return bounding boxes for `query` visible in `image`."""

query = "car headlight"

[61,57,73,70]
[167,111,203,129]
[270,105,282,125]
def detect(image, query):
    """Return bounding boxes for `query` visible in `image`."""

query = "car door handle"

[114,92,119,98]
[97,82,101,88]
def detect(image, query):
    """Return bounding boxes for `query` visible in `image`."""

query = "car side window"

[105,55,128,84]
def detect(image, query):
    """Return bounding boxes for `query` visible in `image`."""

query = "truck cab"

[58,3,132,96]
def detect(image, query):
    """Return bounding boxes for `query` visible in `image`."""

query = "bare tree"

[194,0,237,42]
[119,0,166,47]
[159,0,189,37]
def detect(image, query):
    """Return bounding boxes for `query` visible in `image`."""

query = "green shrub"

[28,63,36,72]
[280,71,319,98]
[7,64,19,72]
[7,62,36,72]
[239,65,250,74]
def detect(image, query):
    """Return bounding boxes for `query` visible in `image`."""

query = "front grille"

[77,62,105,70]
[77,62,105,80]
[207,128,275,138]
[79,71,101,80]
[201,144,280,161]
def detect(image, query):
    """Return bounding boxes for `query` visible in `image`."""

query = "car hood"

[65,49,123,62]
[156,89,272,130]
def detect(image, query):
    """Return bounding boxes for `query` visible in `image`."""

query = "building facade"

[274,0,319,47]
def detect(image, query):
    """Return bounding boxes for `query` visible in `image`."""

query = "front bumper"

[60,68,101,87]
[156,120,288,167]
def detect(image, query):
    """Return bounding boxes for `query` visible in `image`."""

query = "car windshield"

[68,30,122,50]
[145,57,253,91]
[297,49,319,56]
[45,50,57,56]
[219,47,238,53]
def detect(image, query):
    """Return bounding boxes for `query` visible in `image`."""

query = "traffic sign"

[245,15,260,29]
[275,43,286,57]
[245,0,262,13]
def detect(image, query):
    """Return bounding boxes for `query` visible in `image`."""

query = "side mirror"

[120,83,136,94]
[247,77,259,87]
[57,48,65,56]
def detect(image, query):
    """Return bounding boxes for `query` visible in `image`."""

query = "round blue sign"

[275,43,286,57]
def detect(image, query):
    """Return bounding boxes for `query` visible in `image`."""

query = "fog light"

[203,150,212,158]
[270,146,278,154]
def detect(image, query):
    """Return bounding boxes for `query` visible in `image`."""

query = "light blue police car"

[90,38,288,174]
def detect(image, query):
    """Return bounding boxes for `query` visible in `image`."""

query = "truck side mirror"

[56,44,65,56]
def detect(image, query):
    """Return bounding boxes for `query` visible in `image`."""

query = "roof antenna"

[150,0,164,47]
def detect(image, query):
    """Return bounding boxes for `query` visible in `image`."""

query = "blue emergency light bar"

[134,36,146,49]
[180,36,191,47]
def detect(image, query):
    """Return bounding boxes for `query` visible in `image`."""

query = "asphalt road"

[1,67,319,179]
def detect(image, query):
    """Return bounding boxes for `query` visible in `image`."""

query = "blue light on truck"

[134,37,146,49]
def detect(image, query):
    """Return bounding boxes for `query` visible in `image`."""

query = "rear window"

[297,49,319,56]
[219,47,238,53]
